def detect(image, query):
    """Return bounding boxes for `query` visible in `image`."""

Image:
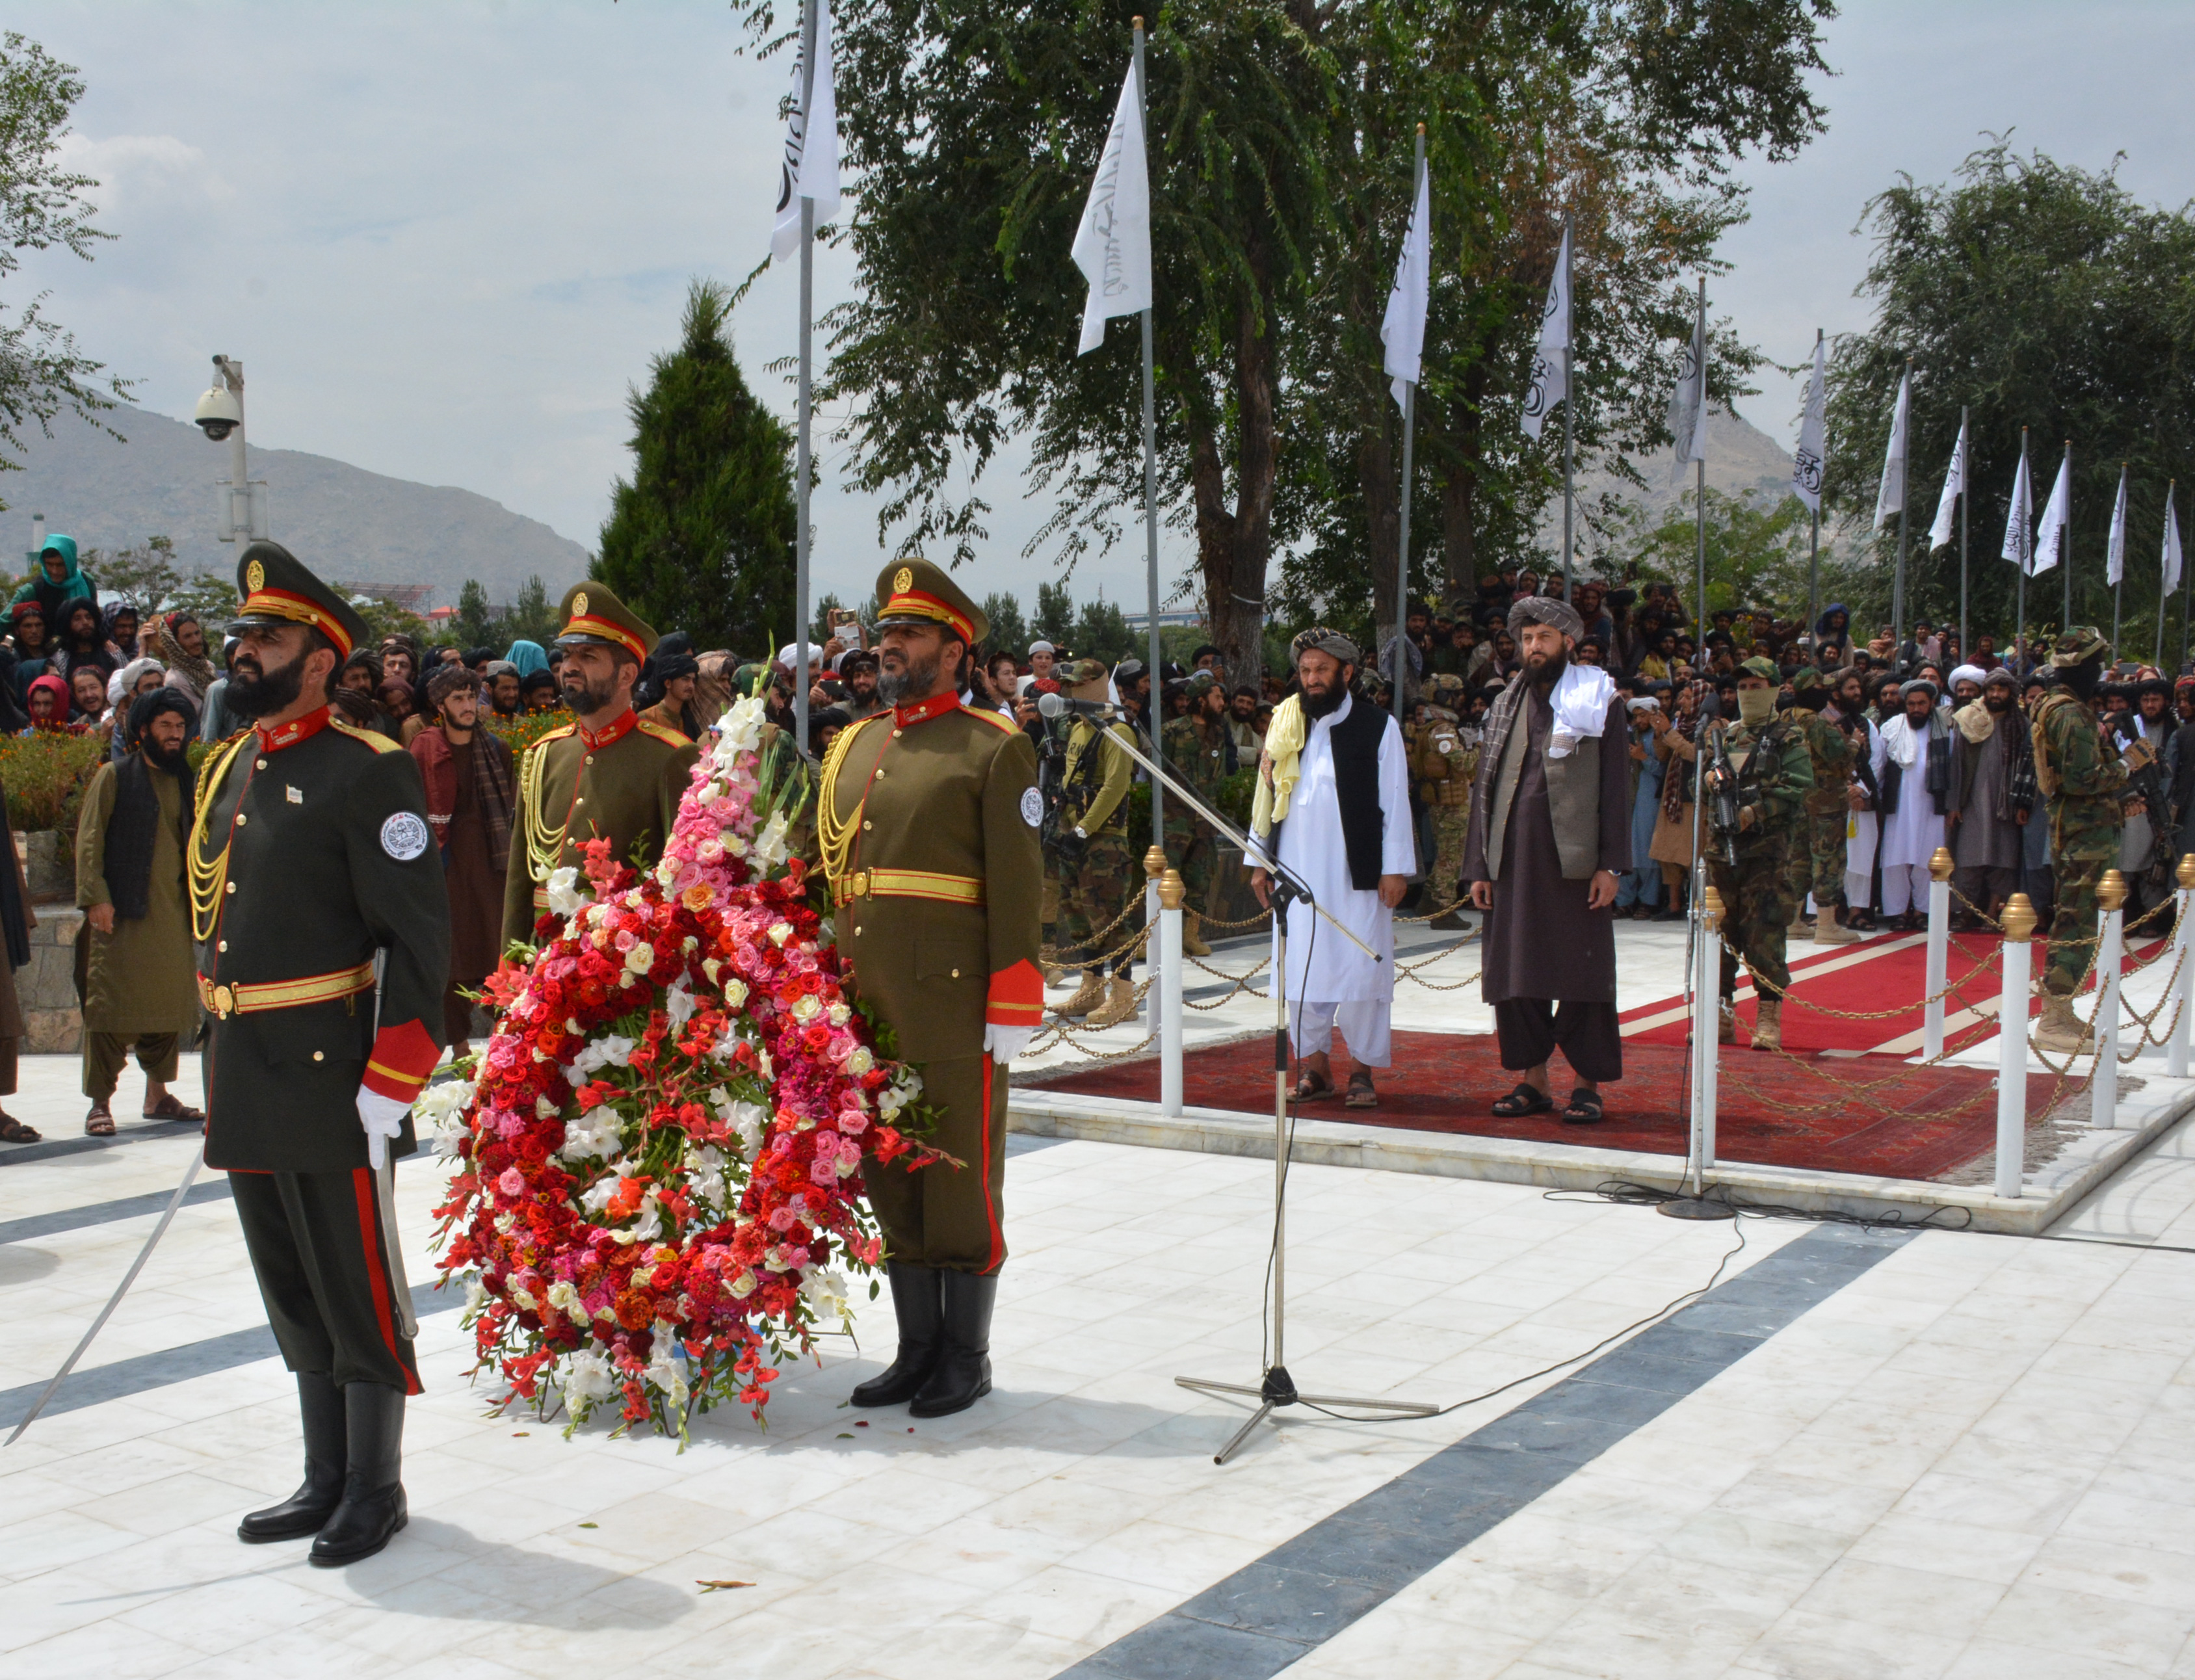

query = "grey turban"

[1507,596,1585,643]
[1899,678,1939,701]
[1983,666,2018,689]
[1290,626,1360,668]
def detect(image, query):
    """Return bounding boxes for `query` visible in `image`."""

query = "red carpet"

[1029,1030,2060,1181]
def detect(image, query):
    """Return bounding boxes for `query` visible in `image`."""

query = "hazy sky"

[11,1,2195,615]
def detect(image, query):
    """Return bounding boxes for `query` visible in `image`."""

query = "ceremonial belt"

[830,867,984,908]
[198,959,376,1019]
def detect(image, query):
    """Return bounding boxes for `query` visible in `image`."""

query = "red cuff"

[363,1017,439,1103]
[986,959,1045,1027]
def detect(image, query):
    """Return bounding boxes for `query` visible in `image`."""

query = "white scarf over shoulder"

[1545,664,1617,757]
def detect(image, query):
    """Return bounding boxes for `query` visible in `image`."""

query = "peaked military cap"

[225,540,369,661]
[874,557,988,646]
[555,581,658,661]
[2051,625,2111,668]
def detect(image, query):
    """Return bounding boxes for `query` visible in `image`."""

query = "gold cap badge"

[572,590,589,618]
[893,566,913,594]
[245,559,265,592]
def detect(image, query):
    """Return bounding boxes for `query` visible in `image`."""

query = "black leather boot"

[237,1372,347,1542]
[309,1382,408,1566]
[910,1270,996,1418]
[850,1263,943,1407]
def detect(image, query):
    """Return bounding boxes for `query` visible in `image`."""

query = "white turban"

[1948,663,1987,690]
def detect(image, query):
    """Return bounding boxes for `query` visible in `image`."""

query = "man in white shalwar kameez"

[1828,671,1887,921]
[1248,630,1415,1109]
[1876,677,1950,925]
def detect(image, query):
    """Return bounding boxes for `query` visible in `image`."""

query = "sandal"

[0,1111,40,1143]
[1490,1083,1555,1118]
[1292,1070,1337,1103]
[142,1094,207,1125]
[85,1103,116,1138]
[1562,1088,1605,1125]
[1343,1070,1377,1109]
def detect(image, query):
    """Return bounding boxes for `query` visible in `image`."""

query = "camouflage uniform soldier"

[1780,667,1856,947]
[1161,670,1233,956]
[1705,657,1815,1051]
[1052,659,1140,1029]
[1412,674,1473,929]
[2031,627,2140,1052]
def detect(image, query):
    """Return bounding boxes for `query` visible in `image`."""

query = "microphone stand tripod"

[1040,698,1438,1461]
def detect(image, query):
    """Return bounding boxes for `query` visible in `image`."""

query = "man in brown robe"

[75,689,205,1135]
[410,664,514,1054]
[1463,596,1629,1123]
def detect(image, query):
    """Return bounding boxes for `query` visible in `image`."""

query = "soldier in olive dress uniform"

[502,583,701,945]
[193,542,450,1566]
[817,558,1044,1418]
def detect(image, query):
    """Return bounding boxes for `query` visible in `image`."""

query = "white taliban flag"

[1666,308,1707,482]
[1381,162,1432,410]
[1071,62,1152,355]
[2107,465,2129,586]
[1791,334,1826,511]
[2166,483,2184,596]
[1521,222,1570,440]
[2002,449,2033,573]
[1873,369,1909,531]
[2032,452,2071,578]
[1927,413,1967,552]
[770,0,841,265]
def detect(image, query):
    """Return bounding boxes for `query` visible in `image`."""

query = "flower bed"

[430,698,937,1439]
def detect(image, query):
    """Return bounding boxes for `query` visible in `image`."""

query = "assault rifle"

[1704,724,1742,867]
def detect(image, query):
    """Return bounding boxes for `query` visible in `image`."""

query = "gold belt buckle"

[211,983,235,1018]
[850,869,871,899]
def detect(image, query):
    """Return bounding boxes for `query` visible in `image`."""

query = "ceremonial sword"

[7,1143,204,1445]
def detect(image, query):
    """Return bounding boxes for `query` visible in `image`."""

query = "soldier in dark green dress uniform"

[193,542,450,1565]
[501,583,700,945]
[817,559,1044,1417]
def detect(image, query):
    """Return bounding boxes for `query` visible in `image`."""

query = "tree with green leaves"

[454,579,497,649]
[0,31,130,496]
[597,280,795,653]
[979,591,1029,657]
[748,0,1832,678]
[1032,581,1074,648]
[1822,141,2195,660]
[506,575,558,648]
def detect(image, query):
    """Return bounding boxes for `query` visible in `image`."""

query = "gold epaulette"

[328,714,402,754]
[958,703,1014,734]
[635,718,692,747]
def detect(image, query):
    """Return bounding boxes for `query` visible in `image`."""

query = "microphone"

[1036,692,1118,721]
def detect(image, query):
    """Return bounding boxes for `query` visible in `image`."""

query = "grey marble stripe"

[0,1117,201,1168]
[1064,1221,1913,1680]
[0,1180,235,1245]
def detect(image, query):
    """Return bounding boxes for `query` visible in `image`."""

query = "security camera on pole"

[195,355,268,543]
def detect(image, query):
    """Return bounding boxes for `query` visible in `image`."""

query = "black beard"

[876,648,940,707]
[143,735,188,772]
[559,670,618,715]
[1983,695,2012,713]
[1299,681,1347,719]
[226,654,305,720]
[1525,649,1570,687]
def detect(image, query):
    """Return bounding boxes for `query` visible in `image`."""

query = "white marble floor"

[8,1074,2195,1679]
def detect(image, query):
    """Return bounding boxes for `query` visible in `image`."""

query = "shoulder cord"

[186,731,258,945]
[814,715,873,886]
[518,737,569,886]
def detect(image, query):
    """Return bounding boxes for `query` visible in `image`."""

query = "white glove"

[358,1090,411,1171]
[983,1023,1037,1066]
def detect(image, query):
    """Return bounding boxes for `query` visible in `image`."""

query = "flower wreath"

[429,694,935,1437]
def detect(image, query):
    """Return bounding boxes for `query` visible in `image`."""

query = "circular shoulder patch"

[1019,786,1044,828]
[380,811,430,861]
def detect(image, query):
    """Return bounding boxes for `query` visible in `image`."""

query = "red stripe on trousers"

[980,1058,1003,1276]
[352,1168,422,1396]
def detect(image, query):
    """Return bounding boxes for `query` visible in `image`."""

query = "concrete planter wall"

[21,905,82,1053]
[21,828,73,906]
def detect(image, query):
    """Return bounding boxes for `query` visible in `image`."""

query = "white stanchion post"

[1924,847,1952,1063]
[1142,847,1166,1035]
[1159,868,1185,1116]
[1700,884,1722,1172]
[1996,893,2038,1199]
[2170,856,2195,1079]
[2093,871,2127,1131]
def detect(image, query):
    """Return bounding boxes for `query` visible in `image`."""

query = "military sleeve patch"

[380,811,430,861]
[1019,787,1043,828]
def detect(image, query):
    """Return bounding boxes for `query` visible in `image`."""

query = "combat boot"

[850,1263,943,1407]
[1813,909,1856,946]
[1086,973,1140,1030]
[237,1372,346,1542]
[1042,960,1070,988]
[2034,993,2090,1055]
[1053,972,1105,1017]
[1752,997,1783,1052]
[309,1383,407,1566]
[910,1271,997,1418]
[1182,912,1212,957]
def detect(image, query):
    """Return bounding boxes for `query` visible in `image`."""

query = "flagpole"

[1560,211,1575,603]
[2061,439,2073,634]
[792,0,821,752]
[2182,484,2191,672]
[1694,279,1707,629]
[1131,16,1164,917]
[1893,354,1912,652]
[2017,428,2029,668]
[1958,405,1969,659]
[1806,327,1820,651]
[2113,462,2126,655]
[2166,478,2179,670]
[1394,123,1425,728]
